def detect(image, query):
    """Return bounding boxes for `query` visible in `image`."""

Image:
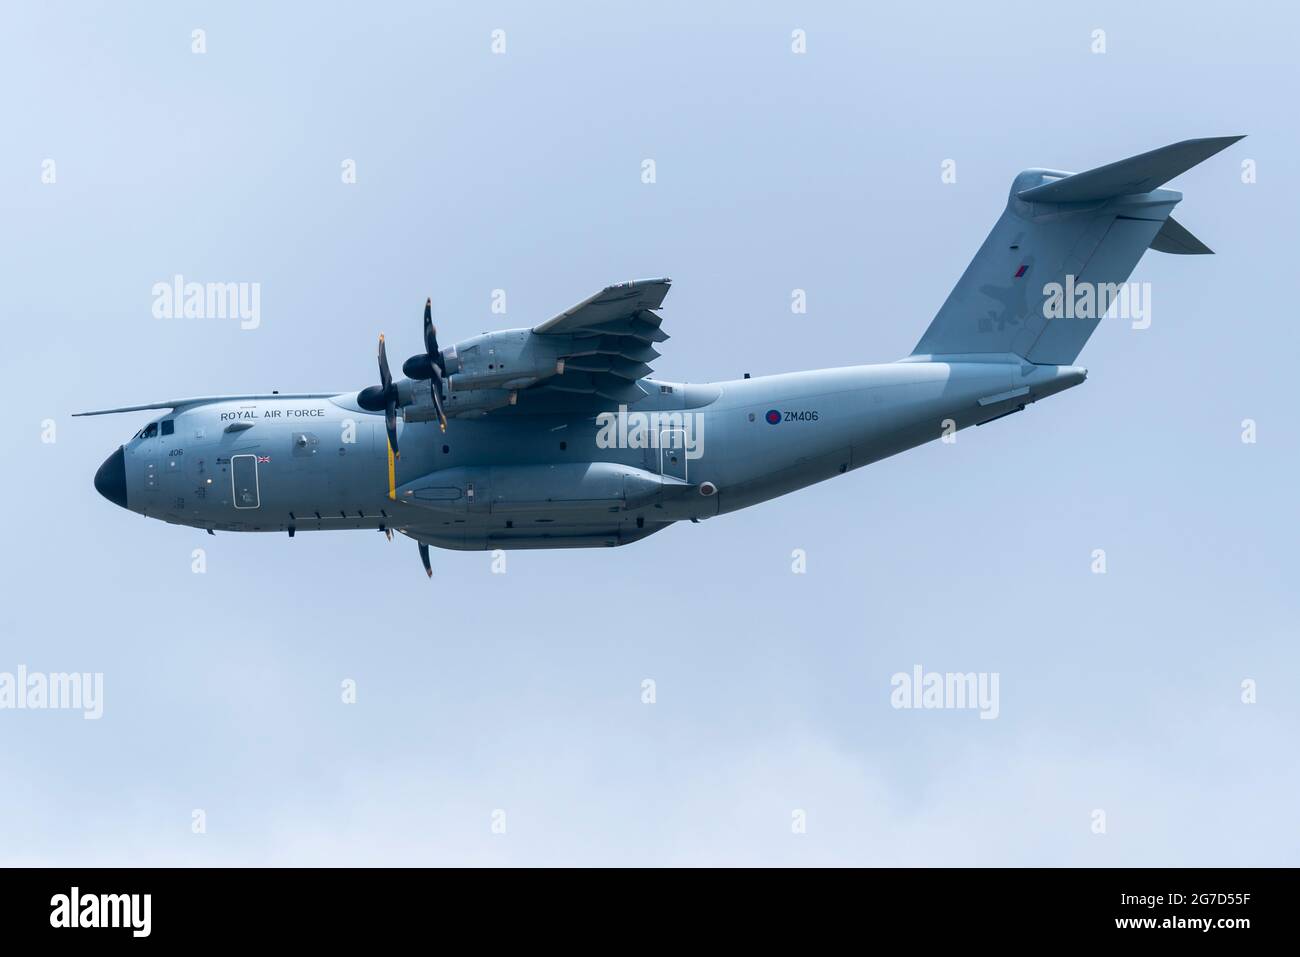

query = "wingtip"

[1199,134,1247,152]
[1183,134,1246,145]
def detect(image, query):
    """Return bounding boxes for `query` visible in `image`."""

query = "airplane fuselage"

[95,356,1085,550]
[86,137,1242,560]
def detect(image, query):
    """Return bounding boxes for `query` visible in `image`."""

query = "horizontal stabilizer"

[1149,215,1213,255]
[1016,136,1244,203]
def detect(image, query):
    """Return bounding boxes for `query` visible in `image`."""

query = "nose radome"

[94,446,128,509]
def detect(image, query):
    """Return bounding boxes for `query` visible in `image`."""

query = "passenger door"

[658,428,688,482]
[230,453,261,509]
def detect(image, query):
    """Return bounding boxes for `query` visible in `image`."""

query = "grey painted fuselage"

[87,136,1239,556]
[105,356,1083,550]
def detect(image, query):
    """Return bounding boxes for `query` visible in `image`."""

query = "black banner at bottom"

[0,866,1286,943]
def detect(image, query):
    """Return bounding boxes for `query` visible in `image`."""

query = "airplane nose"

[94,446,128,509]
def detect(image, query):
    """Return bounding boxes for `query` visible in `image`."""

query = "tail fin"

[911,136,1242,365]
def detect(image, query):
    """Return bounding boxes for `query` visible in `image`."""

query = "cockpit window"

[132,419,171,441]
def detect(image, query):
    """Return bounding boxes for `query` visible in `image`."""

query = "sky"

[1,0,1296,866]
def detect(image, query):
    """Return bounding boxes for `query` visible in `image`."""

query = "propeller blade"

[430,367,448,432]
[384,399,399,458]
[418,542,432,578]
[378,334,393,393]
[423,298,445,376]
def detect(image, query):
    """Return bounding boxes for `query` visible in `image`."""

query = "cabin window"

[139,422,158,439]
[161,419,175,436]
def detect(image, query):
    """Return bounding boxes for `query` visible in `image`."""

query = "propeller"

[357,335,401,457]
[402,298,448,432]
[418,542,433,578]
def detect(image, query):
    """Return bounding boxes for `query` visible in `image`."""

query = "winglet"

[1017,136,1245,203]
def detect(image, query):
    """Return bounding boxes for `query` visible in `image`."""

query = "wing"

[527,278,671,404]
[533,277,671,337]
[74,393,340,416]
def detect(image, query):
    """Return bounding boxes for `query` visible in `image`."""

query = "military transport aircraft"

[80,136,1241,576]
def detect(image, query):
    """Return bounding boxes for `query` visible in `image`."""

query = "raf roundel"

[765,409,781,425]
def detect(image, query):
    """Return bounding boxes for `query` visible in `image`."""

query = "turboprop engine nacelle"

[407,386,516,420]
[443,329,567,393]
